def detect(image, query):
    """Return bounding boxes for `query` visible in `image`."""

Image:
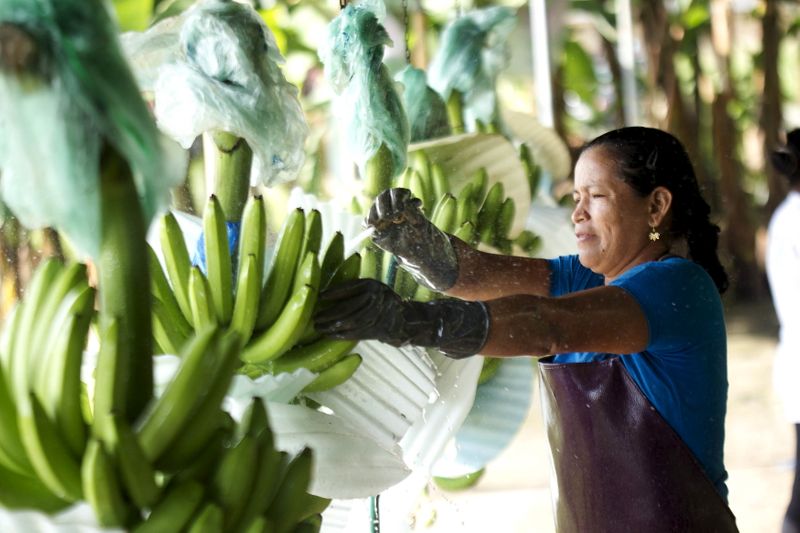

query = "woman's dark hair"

[770,129,800,185]
[583,126,729,294]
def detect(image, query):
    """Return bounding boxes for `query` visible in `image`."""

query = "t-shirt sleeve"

[547,255,604,297]
[609,261,724,354]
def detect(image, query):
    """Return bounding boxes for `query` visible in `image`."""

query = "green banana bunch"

[377,153,546,301]
[0,259,98,507]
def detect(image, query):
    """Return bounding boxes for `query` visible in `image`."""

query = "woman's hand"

[314,278,489,359]
[366,188,458,291]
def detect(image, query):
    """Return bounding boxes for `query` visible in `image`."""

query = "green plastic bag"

[318,0,409,179]
[0,0,182,259]
[428,7,516,128]
[395,66,451,143]
[121,0,308,187]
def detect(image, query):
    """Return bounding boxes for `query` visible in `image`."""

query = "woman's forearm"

[444,237,553,301]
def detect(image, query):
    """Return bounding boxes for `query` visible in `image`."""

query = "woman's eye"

[591,194,605,199]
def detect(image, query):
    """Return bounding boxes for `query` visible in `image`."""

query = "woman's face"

[571,147,655,280]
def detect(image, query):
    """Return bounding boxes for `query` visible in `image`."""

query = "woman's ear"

[649,186,672,227]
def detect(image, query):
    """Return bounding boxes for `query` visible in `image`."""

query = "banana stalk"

[203,131,253,223]
[94,145,153,440]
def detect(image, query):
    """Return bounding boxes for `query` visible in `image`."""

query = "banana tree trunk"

[759,0,787,219]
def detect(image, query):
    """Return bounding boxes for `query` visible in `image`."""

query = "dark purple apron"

[538,356,738,533]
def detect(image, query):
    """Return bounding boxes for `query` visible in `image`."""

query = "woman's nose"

[571,201,587,224]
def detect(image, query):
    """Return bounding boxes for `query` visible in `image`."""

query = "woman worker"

[315,127,738,532]
[767,130,800,533]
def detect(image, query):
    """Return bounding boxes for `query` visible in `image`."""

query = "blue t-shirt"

[547,255,729,500]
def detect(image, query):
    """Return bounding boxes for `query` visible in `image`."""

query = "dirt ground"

[418,299,791,533]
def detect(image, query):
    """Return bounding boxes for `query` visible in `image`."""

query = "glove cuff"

[403,299,490,359]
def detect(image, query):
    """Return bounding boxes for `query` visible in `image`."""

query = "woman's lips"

[575,232,594,243]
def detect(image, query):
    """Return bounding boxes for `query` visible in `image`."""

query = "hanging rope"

[402,0,411,64]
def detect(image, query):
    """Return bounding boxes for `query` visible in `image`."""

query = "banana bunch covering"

[152,194,365,394]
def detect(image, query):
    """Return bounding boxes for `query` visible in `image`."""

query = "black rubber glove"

[367,188,458,291]
[314,278,489,359]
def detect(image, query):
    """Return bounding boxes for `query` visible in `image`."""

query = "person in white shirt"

[767,129,800,533]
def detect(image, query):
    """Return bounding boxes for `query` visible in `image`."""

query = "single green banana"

[245,250,320,362]
[152,297,189,355]
[393,166,411,190]
[408,169,430,217]
[359,245,380,280]
[297,209,323,271]
[28,262,88,358]
[256,208,305,330]
[233,448,287,533]
[470,168,489,205]
[159,212,194,326]
[478,357,504,385]
[265,447,317,533]
[494,197,515,242]
[91,317,123,443]
[230,254,260,346]
[235,398,267,439]
[431,163,449,203]
[455,182,478,229]
[212,434,258,528]
[476,181,505,243]
[203,194,234,324]
[131,479,205,533]
[186,502,224,533]
[513,229,541,255]
[9,259,62,403]
[431,193,458,235]
[414,156,435,218]
[454,220,477,246]
[240,516,271,533]
[154,333,240,472]
[136,328,223,461]
[172,426,230,484]
[147,244,192,340]
[519,143,541,198]
[320,231,345,290]
[242,283,317,364]
[40,290,95,457]
[269,338,357,375]
[302,353,363,393]
[155,410,233,473]
[82,438,136,528]
[0,304,21,374]
[0,356,32,475]
[237,194,267,280]
[109,414,161,509]
[327,252,362,288]
[188,266,218,331]
[0,460,68,513]
[18,392,83,502]
[411,150,431,187]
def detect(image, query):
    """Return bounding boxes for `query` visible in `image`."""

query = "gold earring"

[648,226,660,242]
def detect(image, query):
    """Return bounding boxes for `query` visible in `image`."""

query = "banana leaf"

[121,0,308,187]
[0,0,182,259]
